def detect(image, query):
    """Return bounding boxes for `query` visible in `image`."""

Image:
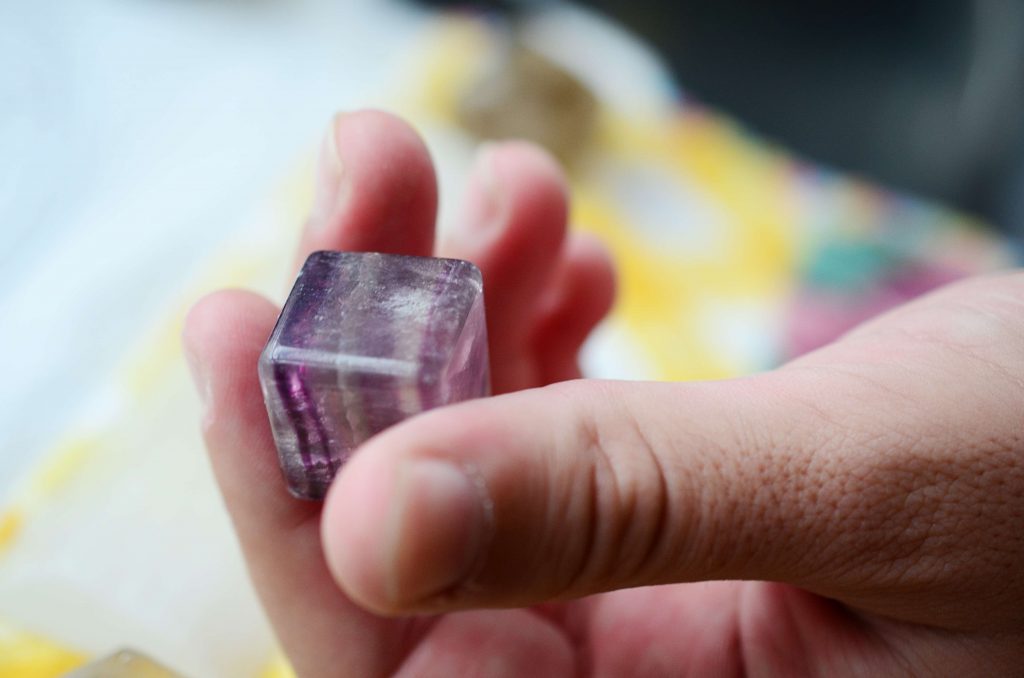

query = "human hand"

[184,111,1024,676]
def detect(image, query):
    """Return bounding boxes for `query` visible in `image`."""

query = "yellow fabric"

[0,621,87,678]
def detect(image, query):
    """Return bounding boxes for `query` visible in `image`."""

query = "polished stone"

[259,251,490,500]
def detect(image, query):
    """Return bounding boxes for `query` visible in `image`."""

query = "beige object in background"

[65,649,182,678]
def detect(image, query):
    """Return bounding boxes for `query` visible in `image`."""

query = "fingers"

[439,142,569,391]
[294,124,589,391]
[322,375,823,614]
[183,291,418,677]
[183,291,311,530]
[293,110,438,274]
[296,129,597,391]
[530,232,617,383]
[394,610,574,678]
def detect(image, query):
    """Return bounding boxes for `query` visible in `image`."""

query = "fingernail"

[309,114,348,230]
[455,143,504,243]
[385,459,489,604]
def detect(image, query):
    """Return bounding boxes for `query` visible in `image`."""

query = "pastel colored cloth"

[1,15,1016,678]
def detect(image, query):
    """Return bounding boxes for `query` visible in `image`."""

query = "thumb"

[320,375,838,614]
[329,274,1024,632]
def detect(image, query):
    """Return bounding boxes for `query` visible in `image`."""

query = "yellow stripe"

[0,510,22,555]
[0,620,88,678]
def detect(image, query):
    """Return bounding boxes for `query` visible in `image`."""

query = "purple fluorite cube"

[259,251,490,500]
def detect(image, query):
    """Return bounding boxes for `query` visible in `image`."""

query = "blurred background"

[1,1,1021,676]
[428,0,1024,232]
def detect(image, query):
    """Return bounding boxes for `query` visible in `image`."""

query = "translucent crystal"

[259,251,490,500]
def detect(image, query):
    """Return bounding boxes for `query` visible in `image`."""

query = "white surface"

[0,370,275,676]
[0,0,677,501]
[0,0,429,497]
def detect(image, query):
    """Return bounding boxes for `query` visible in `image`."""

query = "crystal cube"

[259,251,490,500]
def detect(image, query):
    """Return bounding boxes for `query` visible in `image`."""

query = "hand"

[184,111,1024,676]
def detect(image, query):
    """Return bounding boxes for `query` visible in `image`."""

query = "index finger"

[292,110,439,276]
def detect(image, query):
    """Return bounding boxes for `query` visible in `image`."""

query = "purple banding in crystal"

[258,251,490,500]
[272,363,333,479]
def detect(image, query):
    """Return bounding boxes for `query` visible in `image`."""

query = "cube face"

[259,251,490,500]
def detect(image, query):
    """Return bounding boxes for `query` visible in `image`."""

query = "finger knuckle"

[550,381,673,596]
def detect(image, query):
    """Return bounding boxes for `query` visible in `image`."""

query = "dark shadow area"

[411,0,1024,235]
